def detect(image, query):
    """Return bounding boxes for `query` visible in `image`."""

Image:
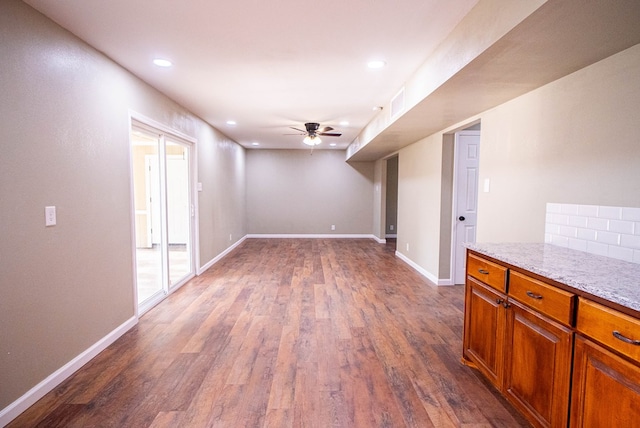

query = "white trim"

[245,234,379,239]
[0,316,137,427]
[197,236,248,274]
[395,251,456,286]
[372,235,386,244]
[385,234,398,238]
[129,110,197,144]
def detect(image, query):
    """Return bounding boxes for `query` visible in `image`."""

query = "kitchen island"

[463,243,640,428]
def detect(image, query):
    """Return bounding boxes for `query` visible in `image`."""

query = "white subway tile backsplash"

[609,220,634,234]
[561,204,579,215]
[598,206,622,220]
[550,235,569,247]
[568,215,588,228]
[568,238,588,252]
[577,204,599,217]
[587,217,608,231]
[596,231,620,245]
[622,207,640,222]
[586,241,609,257]
[545,203,640,264]
[559,226,578,238]
[577,228,597,241]
[552,214,570,225]
[621,234,640,249]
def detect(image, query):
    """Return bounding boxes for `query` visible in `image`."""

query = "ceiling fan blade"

[318,132,342,137]
[290,127,307,133]
[318,126,334,133]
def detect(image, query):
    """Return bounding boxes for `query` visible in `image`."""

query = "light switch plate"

[45,206,56,226]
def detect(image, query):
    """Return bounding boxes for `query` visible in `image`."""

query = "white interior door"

[453,130,480,284]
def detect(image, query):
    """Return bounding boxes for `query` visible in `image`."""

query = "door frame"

[128,111,199,317]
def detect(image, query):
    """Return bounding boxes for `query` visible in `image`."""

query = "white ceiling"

[23,0,479,151]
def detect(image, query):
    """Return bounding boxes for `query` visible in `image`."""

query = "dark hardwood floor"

[9,239,529,427]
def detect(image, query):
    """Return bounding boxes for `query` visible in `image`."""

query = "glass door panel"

[165,139,192,287]
[131,128,164,303]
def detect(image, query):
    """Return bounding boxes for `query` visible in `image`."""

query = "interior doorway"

[130,121,195,314]
[452,128,480,284]
[385,156,399,239]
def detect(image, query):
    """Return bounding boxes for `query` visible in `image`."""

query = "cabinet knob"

[496,298,504,304]
[458,216,466,221]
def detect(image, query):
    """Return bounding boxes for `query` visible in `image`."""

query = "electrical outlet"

[229,234,232,241]
[406,243,409,252]
[45,206,56,226]
[331,225,335,230]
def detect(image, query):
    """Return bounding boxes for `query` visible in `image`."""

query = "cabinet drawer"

[467,253,507,292]
[576,297,640,363]
[508,271,575,326]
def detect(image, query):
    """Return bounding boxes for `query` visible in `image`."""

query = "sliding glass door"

[131,122,194,313]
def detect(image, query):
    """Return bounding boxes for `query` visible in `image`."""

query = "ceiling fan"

[288,122,342,146]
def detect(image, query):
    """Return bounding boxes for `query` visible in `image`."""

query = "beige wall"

[246,150,374,234]
[477,44,640,242]
[0,1,245,410]
[396,43,640,282]
[397,135,444,277]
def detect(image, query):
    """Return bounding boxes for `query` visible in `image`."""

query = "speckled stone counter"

[465,243,640,314]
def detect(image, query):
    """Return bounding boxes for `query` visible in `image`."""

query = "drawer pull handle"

[526,291,543,300]
[478,269,489,275]
[496,298,504,304]
[612,331,640,346]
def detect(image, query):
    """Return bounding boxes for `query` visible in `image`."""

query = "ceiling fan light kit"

[303,135,322,146]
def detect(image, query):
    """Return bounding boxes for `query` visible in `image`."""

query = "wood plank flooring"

[8,239,530,427]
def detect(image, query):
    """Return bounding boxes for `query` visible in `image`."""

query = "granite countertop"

[465,243,640,313]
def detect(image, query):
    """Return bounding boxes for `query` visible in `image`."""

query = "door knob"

[458,216,465,221]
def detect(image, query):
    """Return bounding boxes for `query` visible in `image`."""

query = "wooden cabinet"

[570,298,640,427]
[503,299,573,428]
[463,250,640,428]
[570,336,640,427]
[463,276,507,387]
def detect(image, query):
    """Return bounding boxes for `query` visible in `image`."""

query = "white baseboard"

[197,236,247,274]
[385,234,398,238]
[245,234,379,240]
[394,251,457,286]
[0,316,137,427]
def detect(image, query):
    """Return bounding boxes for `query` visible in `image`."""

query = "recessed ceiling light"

[339,121,349,126]
[373,106,383,111]
[367,60,386,69]
[153,58,173,67]
[251,142,260,146]
[226,120,237,125]
[329,143,337,147]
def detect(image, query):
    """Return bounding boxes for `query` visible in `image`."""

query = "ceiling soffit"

[347,0,640,161]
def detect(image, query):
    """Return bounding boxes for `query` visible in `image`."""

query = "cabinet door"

[503,300,573,428]
[463,276,507,387]
[571,335,640,428]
